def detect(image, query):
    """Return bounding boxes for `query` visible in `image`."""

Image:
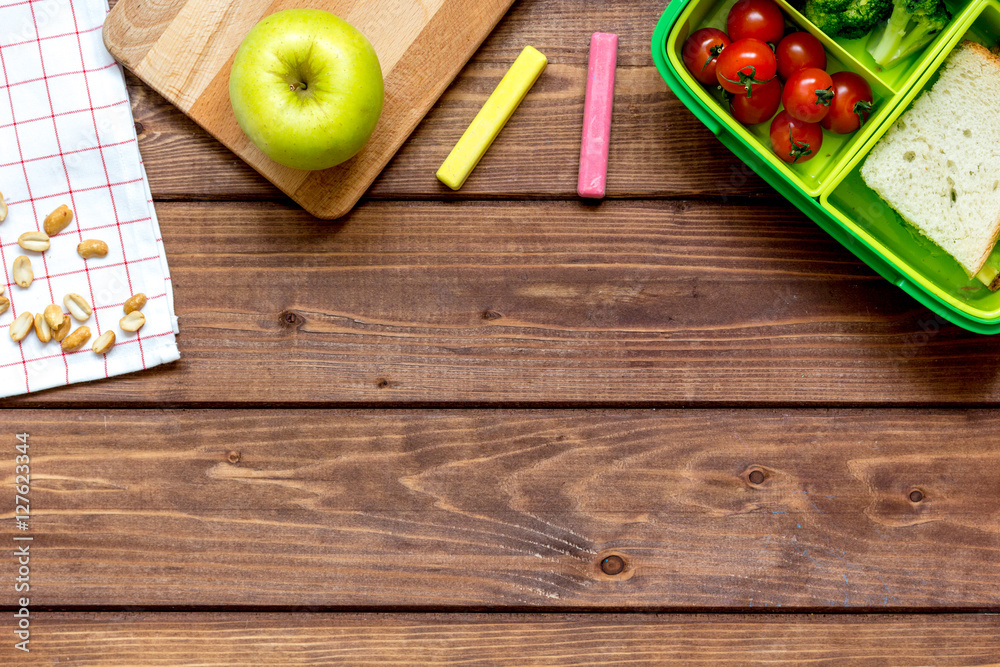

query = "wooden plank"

[4,200,999,406]
[132,65,759,202]
[3,409,1000,608]
[3,612,999,664]
[128,74,278,201]
[106,0,517,218]
[369,63,763,200]
[128,0,769,201]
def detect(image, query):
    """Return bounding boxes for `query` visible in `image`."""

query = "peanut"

[61,326,91,352]
[9,312,33,342]
[0,193,7,223]
[43,304,64,330]
[12,256,32,288]
[52,315,71,342]
[119,310,145,332]
[92,330,115,355]
[0,296,8,315]
[33,313,51,343]
[17,231,50,252]
[77,239,108,259]
[43,204,73,236]
[64,293,92,321]
[123,293,147,314]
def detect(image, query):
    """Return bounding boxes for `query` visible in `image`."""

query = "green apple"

[229,9,384,171]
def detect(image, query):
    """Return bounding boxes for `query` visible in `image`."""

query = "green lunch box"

[652,0,1000,334]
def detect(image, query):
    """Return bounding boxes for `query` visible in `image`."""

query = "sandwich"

[862,40,1000,289]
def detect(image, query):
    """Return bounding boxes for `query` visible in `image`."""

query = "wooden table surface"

[3,0,1000,664]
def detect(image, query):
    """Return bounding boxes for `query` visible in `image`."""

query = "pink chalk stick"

[578,32,618,199]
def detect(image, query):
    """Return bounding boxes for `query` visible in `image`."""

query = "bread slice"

[861,41,1000,277]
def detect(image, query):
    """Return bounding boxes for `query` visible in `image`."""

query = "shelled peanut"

[3,201,128,357]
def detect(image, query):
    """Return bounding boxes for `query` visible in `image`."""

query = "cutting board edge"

[296,0,519,221]
[102,16,129,76]
[102,15,331,216]
[104,0,518,219]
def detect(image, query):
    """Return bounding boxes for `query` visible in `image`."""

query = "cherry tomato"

[716,38,778,97]
[775,32,827,80]
[682,28,732,86]
[770,111,823,163]
[781,67,834,123]
[729,78,782,125]
[820,71,874,134]
[727,0,785,44]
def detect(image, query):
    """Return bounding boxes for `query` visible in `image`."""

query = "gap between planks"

[1,612,998,665]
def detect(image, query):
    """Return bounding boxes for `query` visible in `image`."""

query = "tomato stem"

[701,43,725,72]
[719,65,774,98]
[787,126,813,164]
[853,99,873,127]
[814,86,834,107]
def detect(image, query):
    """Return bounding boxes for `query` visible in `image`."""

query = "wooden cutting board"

[103,0,516,219]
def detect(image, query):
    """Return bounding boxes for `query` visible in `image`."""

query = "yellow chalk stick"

[436,45,547,190]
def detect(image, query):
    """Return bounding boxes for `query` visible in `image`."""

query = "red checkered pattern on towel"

[0,0,178,398]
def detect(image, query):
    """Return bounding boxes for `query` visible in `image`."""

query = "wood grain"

[3,612,999,665]
[4,200,999,406]
[144,76,746,204]
[131,64,764,202]
[105,0,516,217]
[126,0,770,201]
[28,0,997,651]
[3,409,1000,608]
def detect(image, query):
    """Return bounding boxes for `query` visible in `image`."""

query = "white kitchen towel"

[0,0,178,398]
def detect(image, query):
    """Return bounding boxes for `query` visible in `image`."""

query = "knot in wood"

[227,450,241,464]
[748,469,765,485]
[280,310,303,328]
[909,489,924,503]
[600,555,626,576]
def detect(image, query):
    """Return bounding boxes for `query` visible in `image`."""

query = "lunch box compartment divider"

[664,0,981,197]
[653,0,1000,332]
[781,0,977,93]
[822,0,1000,320]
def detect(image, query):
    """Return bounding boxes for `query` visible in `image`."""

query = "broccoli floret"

[804,0,892,40]
[867,0,951,68]
[843,0,895,36]
[804,0,847,36]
